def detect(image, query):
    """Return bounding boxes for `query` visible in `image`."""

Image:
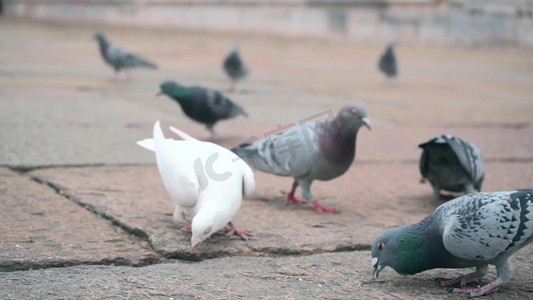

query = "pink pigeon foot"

[225,221,254,240]
[312,200,339,214]
[439,272,484,287]
[281,190,306,205]
[452,281,500,297]
[180,222,192,233]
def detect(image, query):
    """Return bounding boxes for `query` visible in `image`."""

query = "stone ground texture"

[0,18,532,299]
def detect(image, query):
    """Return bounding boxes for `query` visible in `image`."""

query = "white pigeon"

[137,121,255,251]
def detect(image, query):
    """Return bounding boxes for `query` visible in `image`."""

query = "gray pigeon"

[223,43,250,93]
[158,81,248,139]
[94,33,157,79]
[372,189,533,297]
[232,103,371,213]
[378,42,398,81]
[419,135,484,199]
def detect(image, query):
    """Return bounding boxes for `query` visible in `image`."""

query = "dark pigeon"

[94,33,157,79]
[158,81,248,137]
[223,43,250,93]
[372,189,533,297]
[232,103,371,213]
[419,135,484,199]
[378,43,398,80]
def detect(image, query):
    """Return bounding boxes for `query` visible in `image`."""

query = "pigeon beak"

[156,91,163,97]
[191,242,200,253]
[362,117,371,130]
[372,257,381,279]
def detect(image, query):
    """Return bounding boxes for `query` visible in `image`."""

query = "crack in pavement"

[2,168,374,271]
[28,176,155,247]
[0,257,159,273]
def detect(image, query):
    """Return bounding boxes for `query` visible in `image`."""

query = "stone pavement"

[0,18,532,299]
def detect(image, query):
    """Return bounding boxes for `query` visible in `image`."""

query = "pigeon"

[223,43,250,93]
[137,121,255,251]
[158,80,248,139]
[232,103,371,213]
[419,135,484,199]
[378,42,398,81]
[94,32,157,80]
[372,189,533,297]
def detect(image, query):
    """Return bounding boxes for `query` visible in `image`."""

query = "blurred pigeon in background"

[223,43,250,93]
[94,32,157,80]
[158,81,248,139]
[419,135,484,199]
[136,121,255,252]
[232,103,370,213]
[372,189,533,297]
[378,42,398,82]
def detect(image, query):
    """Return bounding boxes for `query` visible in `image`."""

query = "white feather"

[137,121,255,249]
[169,125,198,141]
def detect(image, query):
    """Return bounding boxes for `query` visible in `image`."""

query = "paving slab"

[30,161,533,259]
[1,249,532,299]
[0,168,159,271]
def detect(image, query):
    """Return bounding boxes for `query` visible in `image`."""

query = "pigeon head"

[158,81,183,97]
[230,43,239,53]
[372,226,426,278]
[337,104,371,131]
[190,214,215,252]
[94,32,107,44]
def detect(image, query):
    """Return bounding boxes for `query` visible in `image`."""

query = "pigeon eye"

[378,242,385,251]
[350,108,358,116]
[204,226,212,235]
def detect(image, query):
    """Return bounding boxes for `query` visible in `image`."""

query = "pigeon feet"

[225,221,254,240]
[230,82,242,94]
[439,271,485,287]
[312,200,339,214]
[282,191,306,205]
[452,282,500,297]
[180,222,192,233]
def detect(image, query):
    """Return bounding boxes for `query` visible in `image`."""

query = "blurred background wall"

[4,0,533,46]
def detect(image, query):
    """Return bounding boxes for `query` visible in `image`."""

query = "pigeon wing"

[444,136,484,182]
[441,191,533,261]
[107,45,156,69]
[233,124,319,177]
[205,89,247,119]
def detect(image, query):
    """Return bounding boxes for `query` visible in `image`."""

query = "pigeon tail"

[169,126,198,141]
[236,105,249,118]
[136,139,155,152]
[140,60,158,69]
[153,120,165,151]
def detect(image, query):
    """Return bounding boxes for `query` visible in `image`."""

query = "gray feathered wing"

[441,190,533,261]
[232,124,321,178]
[107,45,157,70]
[205,90,248,118]
[443,136,484,183]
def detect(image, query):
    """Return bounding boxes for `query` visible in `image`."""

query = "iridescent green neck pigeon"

[372,189,533,297]
[158,81,248,138]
